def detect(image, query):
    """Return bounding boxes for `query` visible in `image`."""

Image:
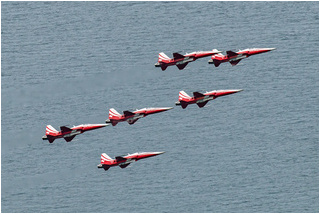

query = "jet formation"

[97,152,165,171]
[43,46,275,171]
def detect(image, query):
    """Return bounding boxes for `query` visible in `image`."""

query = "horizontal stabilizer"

[193,92,205,98]
[226,50,238,57]
[115,156,127,162]
[230,59,241,66]
[180,101,188,109]
[196,101,209,108]
[111,121,118,126]
[212,60,221,67]
[64,135,76,142]
[103,165,110,171]
[60,126,72,132]
[123,110,135,117]
[173,52,185,59]
[161,64,168,71]
[119,163,131,168]
[47,135,55,143]
[176,63,188,70]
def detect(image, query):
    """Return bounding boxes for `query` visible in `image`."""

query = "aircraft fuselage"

[209,48,275,66]
[156,50,221,70]
[42,124,108,143]
[98,152,165,171]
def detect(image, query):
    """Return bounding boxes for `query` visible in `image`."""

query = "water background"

[1,1,319,212]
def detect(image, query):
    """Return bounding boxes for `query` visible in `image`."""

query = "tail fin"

[109,108,121,119]
[46,125,58,135]
[109,108,121,126]
[179,91,192,101]
[230,59,241,66]
[45,125,59,143]
[158,53,170,71]
[101,153,113,164]
[158,52,170,62]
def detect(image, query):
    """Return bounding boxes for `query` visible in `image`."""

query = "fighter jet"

[42,124,108,143]
[97,152,165,171]
[208,48,276,67]
[106,107,173,126]
[155,49,221,71]
[175,89,243,109]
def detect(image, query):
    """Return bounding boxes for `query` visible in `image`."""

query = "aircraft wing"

[230,59,241,66]
[64,135,76,142]
[123,110,135,117]
[119,163,131,168]
[115,156,127,162]
[193,92,205,98]
[196,101,209,108]
[173,52,185,59]
[128,119,139,125]
[176,63,188,70]
[226,50,238,57]
[60,126,72,132]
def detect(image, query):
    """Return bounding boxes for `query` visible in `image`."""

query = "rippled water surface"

[1,1,318,212]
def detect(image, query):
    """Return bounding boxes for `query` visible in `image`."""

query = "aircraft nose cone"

[154,107,173,112]
[234,89,243,93]
[269,48,276,51]
[145,151,165,156]
[155,151,165,155]
[164,107,173,111]
[97,124,109,127]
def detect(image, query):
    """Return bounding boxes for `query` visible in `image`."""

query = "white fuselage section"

[229,54,247,61]
[196,96,214,103]
[176,57,194,65]
[127,114,144,122]
[63,130,82,137]
[119,159,135,165]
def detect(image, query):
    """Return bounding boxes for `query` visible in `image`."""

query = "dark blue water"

[1,1,318,213]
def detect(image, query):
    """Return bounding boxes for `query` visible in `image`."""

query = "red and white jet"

[176,89,243,109]
[106,107,173,126]
[42,124,108,143]
[208,48,276,67]
[155,49,221,71]
[97,152,165,171]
